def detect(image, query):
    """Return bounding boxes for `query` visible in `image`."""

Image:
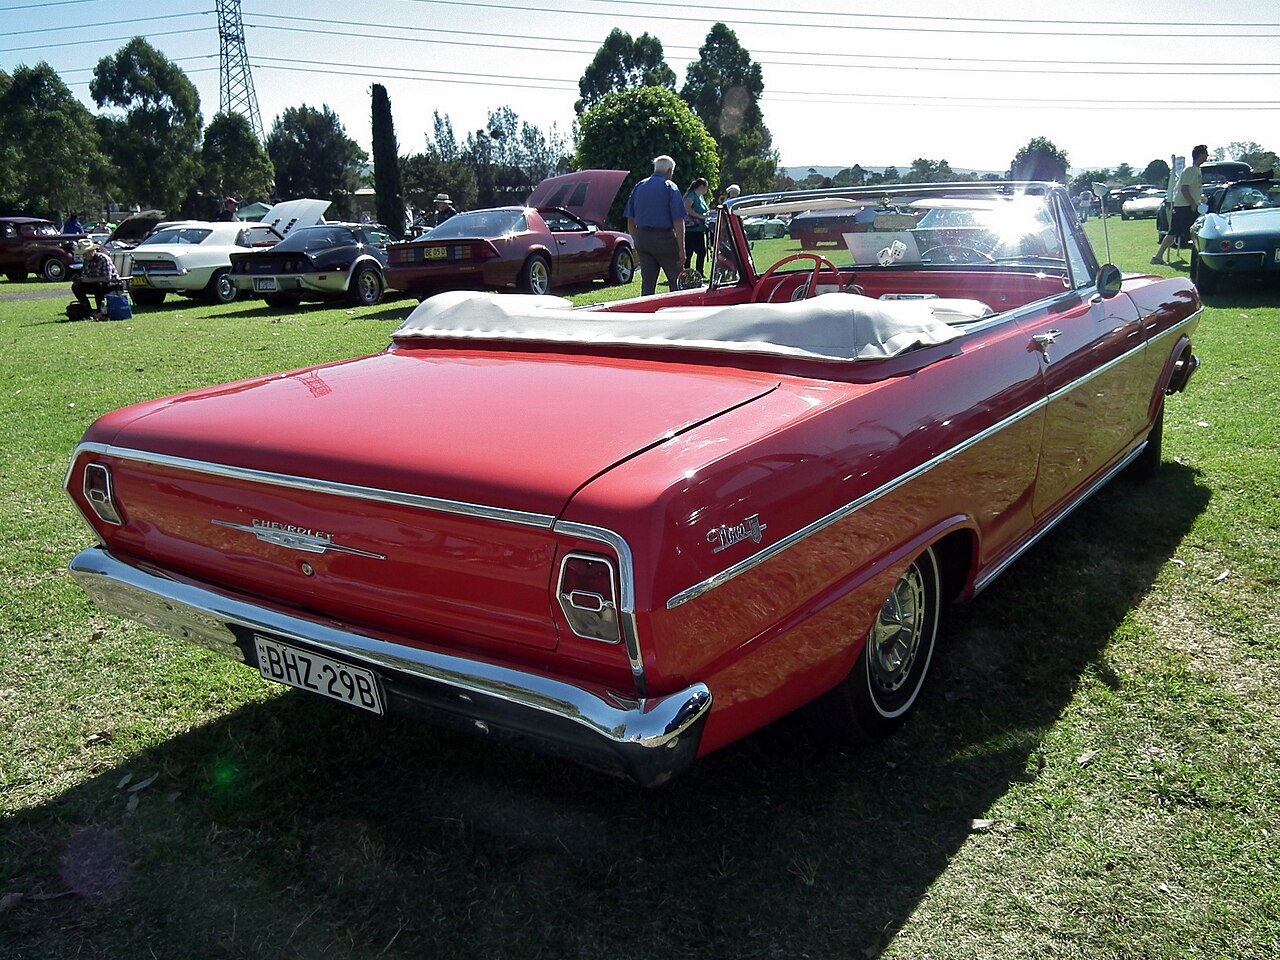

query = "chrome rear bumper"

[69,546,711,786]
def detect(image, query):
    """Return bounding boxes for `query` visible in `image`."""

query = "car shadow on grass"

[3,463,1210,958]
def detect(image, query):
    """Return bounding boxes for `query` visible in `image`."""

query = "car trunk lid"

[80,349,778,654]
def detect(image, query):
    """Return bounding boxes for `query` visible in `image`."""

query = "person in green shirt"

[683,178,710,277]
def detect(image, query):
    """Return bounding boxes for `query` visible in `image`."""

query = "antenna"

[217,0,264,143]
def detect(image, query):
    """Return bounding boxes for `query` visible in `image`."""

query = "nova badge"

[707,514,768,555]
[212,519,386,560]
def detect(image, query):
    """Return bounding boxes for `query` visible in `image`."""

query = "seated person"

[71,238,120,319]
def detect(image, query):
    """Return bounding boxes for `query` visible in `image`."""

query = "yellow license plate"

[424,247,447,260]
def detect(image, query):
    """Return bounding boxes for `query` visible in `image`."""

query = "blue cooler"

[104,292,132,320]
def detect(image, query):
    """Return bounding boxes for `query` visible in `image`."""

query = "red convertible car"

[385,170,635,296]
[65,182,1201,786]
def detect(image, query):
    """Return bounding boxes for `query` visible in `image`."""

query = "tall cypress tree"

[371,84,404,237]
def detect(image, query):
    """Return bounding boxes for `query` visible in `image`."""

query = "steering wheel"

[919,245,996,265]
[752,253,842,303]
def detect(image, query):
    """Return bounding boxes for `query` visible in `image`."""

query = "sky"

[3,0,1277,179]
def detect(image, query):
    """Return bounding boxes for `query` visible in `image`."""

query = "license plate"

[424,247,447,260]
[130,275,147,287]
[253,277,278,292]
[254,635,383,714]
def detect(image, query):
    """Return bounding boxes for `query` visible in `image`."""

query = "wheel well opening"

[932,529,977,605]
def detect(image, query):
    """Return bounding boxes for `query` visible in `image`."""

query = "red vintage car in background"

[385,170,635,296]
[65,181,1200,786]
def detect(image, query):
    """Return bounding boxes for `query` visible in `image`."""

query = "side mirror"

[1096,263,1123,299]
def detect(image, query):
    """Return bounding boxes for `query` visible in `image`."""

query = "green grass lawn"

[1,221,1277,958]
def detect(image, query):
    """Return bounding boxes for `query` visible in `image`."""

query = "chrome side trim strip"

[70,442,557,530]
[1045,337,1145,403]
[664,308,1202,610]
[68,546,709,787]
[553,520,647,695]
[972,440,1145,594]
[666,396,1050,609]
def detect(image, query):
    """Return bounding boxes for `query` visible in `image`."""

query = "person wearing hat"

[71,238,120,319]
[430,192,458,227]
[218,197,240,222]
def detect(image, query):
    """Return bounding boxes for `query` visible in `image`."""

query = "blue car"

[1189,175,1280,293]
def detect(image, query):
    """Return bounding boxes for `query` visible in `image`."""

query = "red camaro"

[66,182,1200,786]
[386,170,635,296]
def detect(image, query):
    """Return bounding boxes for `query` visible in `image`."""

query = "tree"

[1140,159,1171,187]
[91,38,202,211]
[266,104,366,219]
[401,152,476,215]
[200,112,274,205]
[1069,167,1113,196]
[680,23,776,195]
[575,86,718,228]
[1226,141,1278,173]
[1008,136,1069,183]
[1112,162,1136,183]
[880,166,900,183]
[0,62,112,218]
[903,158,955,183]
[576,29,676,115]
[371,84,405,237]
[831,165,865,187]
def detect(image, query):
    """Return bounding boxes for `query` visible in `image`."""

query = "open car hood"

[261,198,331,236]
[526,170,628,227]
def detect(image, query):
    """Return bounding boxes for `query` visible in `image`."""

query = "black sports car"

[229,223,393,307]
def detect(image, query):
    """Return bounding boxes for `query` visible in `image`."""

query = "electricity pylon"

[217,0,264,143]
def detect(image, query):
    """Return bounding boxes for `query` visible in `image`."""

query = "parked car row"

[10,171,641,311]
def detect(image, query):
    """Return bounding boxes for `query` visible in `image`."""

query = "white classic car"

[1120,189,1166,220]
[125,199,329,306]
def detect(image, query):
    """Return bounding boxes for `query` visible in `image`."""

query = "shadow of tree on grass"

[2,463,1209,959]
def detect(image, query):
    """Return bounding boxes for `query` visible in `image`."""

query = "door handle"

[1032,329,1061,362]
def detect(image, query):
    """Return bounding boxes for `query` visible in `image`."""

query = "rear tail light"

[557,553,620,644]
[83,463,124,525]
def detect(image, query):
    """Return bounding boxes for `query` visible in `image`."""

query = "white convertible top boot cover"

[395,290,976,362]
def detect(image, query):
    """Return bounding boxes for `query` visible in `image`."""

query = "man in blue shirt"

[624,155,686,296]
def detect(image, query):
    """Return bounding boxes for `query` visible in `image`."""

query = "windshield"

[734,192,1066,276]
[272,227,356,253]
[426,210,525,240]
[1218,183,1280,212]
[140,228,212,246]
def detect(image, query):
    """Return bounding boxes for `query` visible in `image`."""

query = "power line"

[239,17,1280,77]
[405,0,1280,30]
[240,57,1280,108]
[5,12,208,37]
[0,27,208,54]
[400,0,1280,37]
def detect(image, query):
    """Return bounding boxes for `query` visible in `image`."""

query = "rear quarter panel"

[560,318,1049,754]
